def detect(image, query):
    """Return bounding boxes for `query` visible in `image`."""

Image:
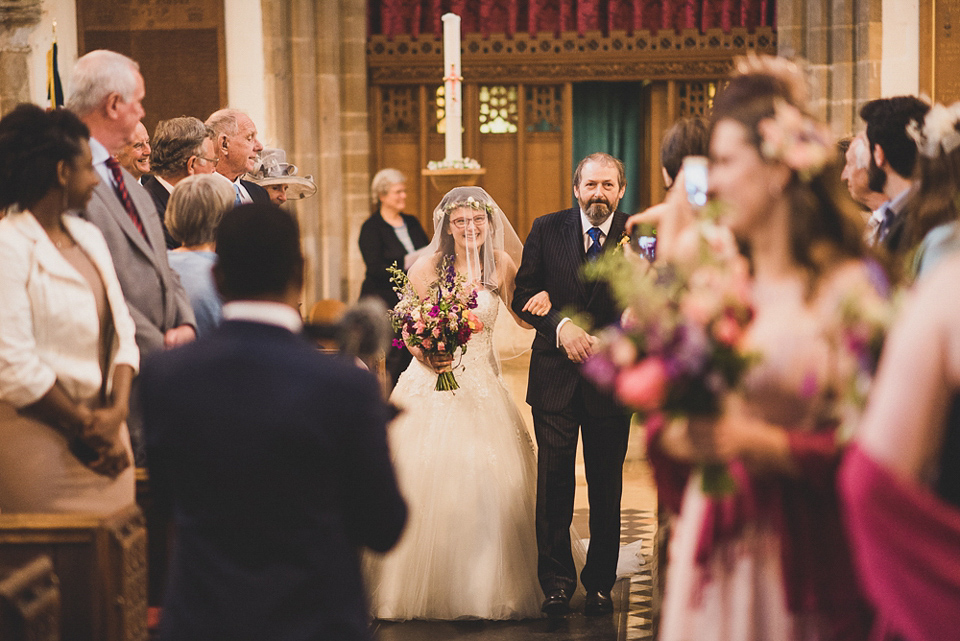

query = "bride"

[364,186,551,620]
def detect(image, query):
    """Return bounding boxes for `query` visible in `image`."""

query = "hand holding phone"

[682,156,709,208]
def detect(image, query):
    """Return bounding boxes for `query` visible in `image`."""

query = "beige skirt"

[0,401,135,514]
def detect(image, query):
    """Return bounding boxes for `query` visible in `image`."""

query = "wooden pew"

[0,505,147,641]
[0,555,60,641]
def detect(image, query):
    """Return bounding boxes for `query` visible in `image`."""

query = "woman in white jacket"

[0,104,139,513]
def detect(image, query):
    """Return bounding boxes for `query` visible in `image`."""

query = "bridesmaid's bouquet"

[583,230,756,495]
[388,256,485,391]
[832,262,897,442]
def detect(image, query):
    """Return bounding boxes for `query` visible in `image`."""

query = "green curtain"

[572,82,643,216]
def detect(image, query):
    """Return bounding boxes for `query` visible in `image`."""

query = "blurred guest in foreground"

[841,247,960,641]
[166,173,235,337]
[0,104,138,513]
[359,168,429,389]
[650,55,881,641]
[142,203,407,641]
[900,102,960,278]
[626,116,709,263]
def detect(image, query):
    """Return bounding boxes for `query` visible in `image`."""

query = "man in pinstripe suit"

[512,153,632,618]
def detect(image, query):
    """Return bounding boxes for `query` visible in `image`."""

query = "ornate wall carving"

[368,27,776,84]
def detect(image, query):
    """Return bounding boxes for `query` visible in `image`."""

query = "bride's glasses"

[450,214,488,229]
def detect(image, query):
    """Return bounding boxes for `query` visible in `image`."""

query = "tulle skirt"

[364,357,544,620]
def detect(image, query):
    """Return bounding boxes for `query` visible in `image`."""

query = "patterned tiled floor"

[373,507,658,641]
[616,508,657,640]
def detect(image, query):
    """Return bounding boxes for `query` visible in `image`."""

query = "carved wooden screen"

[368,27,776,235]
[76,0,226,137]
[373,82,569,238]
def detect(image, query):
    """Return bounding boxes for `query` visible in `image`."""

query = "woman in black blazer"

[358,169,429,389]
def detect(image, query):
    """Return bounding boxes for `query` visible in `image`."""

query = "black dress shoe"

[584,590,613,615]
[541,588,570,617]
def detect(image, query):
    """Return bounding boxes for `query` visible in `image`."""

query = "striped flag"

[47,40,63,108]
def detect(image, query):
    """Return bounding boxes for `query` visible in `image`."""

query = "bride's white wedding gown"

[365,288,544,620]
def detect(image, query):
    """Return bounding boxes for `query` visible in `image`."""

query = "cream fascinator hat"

[248,148,318,200]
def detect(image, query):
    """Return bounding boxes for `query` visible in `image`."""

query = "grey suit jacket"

[80,166,196,358]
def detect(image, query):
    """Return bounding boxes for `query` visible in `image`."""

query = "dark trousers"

[533,388,630,595]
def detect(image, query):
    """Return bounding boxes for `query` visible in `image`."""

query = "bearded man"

[511,152,633,618]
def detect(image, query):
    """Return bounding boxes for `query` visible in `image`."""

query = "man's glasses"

[195,155,219,166]
[450,215,487,229]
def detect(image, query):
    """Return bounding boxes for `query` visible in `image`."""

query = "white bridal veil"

[406,186,532,362]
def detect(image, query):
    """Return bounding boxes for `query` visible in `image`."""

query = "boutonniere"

[614,232,630,253]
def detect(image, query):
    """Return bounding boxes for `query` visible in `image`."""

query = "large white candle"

[442,13,463,162]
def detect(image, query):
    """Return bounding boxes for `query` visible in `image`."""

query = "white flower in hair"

[907,102,960,158]
[757,98,833,182]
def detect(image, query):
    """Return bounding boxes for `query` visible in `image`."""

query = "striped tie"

[233,182,243,206]
[104,156,147,241]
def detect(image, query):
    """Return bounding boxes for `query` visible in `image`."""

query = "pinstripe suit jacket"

[512,207,628,415]
[79,166,196,360]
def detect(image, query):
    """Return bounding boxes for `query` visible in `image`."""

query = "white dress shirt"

[222,301,303,334]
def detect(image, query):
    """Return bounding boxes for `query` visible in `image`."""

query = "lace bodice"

[458,288,499,368]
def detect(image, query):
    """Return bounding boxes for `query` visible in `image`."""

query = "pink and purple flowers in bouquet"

[388,256,484,391]
[583,238,756,495]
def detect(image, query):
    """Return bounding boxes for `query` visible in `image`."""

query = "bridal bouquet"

[583,231,756,495]
[388,256,484,391]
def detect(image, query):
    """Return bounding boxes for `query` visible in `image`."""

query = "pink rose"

[437,341,446,352]
[712,314,743,346]
[421,338,433,350]
[616,358,668,411]
[432,327,442,338]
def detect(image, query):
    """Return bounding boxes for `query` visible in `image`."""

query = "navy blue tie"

[586,227,603,261]
[876,205,896,243]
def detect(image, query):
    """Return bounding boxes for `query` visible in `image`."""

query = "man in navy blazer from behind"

[141,203,407,641]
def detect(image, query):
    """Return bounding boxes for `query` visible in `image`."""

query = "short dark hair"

[660,117,709,185]
[860,96,930,179]
[0,104,89,210]
[214,203,304,300]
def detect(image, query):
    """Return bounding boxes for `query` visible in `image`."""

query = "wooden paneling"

[523,134,565,235]
[76,0,226,135]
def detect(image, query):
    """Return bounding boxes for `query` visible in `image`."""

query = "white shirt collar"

[154,175,175,193]
[233,177,253,204]
[89,137,115,186]
[222,301,303,333]
[579,209,614,237]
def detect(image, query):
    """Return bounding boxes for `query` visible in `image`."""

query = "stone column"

[0,0,42,116]
[776,0,882,135]
[261,0,369,306]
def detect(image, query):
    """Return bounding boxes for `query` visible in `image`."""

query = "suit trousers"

[533,385,630,595]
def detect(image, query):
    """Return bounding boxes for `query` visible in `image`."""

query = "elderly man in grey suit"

[66,49,196,463]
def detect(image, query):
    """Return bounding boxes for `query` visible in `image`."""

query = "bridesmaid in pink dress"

[649,57,886,641]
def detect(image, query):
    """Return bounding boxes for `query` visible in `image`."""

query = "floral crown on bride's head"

[757,98,833,182]
[907,101,960,158]
[442,196,495,217]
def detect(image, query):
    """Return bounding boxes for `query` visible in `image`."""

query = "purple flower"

[582,355,618,389]
[672,323,710,375]
[428,305,440,317]
[392,338,405,349]
[864,258,891,298]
